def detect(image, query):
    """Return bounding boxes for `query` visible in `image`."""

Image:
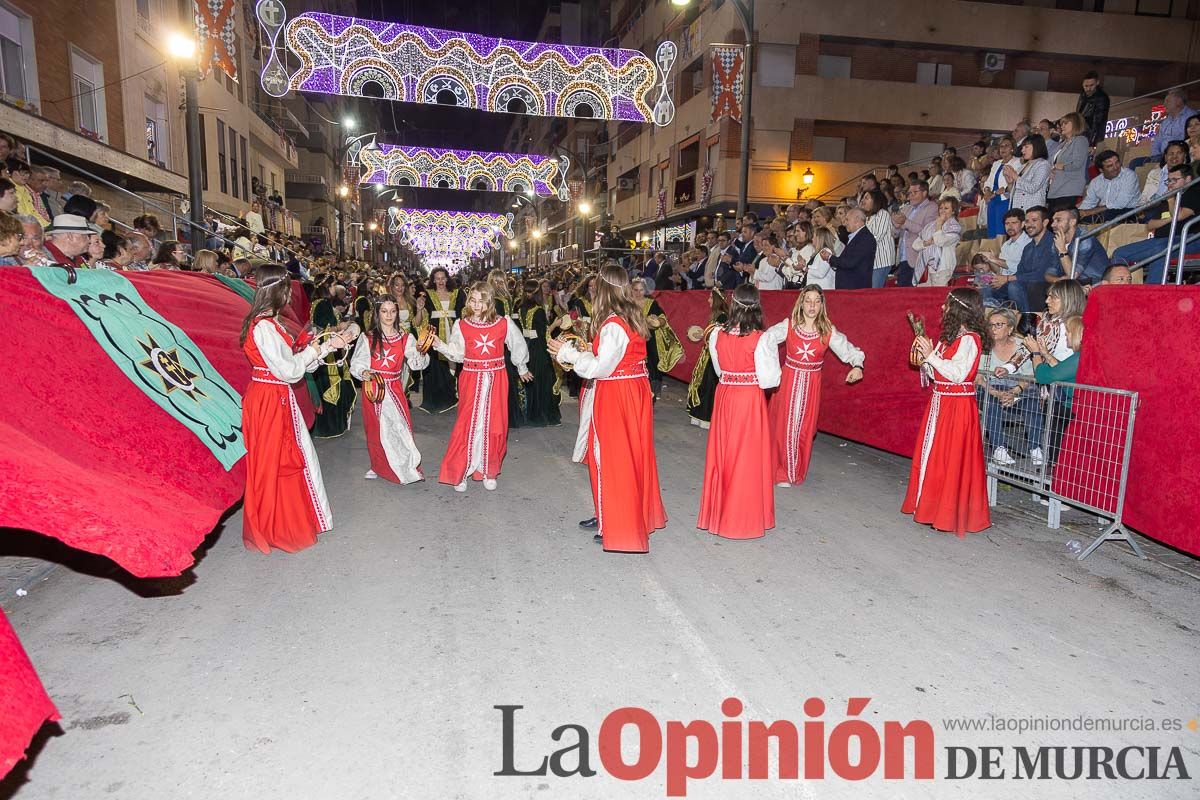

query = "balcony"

[302,225,330,237]
[285,171,329,201]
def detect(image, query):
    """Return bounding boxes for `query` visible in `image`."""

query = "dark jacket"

[715,245,746,288]
[828,228,876,289]
[1076,88,1111,147]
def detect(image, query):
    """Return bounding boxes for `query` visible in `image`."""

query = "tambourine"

[648,314,663,330]
[686,325,705,343]
[555,333,588,371]
[415,324,438,354]
[362,372,387,405]
[906,311,926,368]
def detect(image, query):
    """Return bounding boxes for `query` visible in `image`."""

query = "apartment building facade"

[608,0,1200,235]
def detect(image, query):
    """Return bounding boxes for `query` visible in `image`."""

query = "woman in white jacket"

[804,226,842,290]
[912,197,962,286]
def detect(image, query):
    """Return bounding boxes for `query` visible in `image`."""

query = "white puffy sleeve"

[558,320,628,380]
[828,326,865,368]
[762,319,789,348]
[253,319,322,382]
[433,320,466,362]
[706,327,722,375]
[754,333,782,389]
[349,333,371,380]
[405,332,430,371]
[925,334,979,383]
[505,318,531,374]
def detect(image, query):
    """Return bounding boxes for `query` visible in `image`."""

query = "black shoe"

[593,533,603,543]
[578,517,598,529]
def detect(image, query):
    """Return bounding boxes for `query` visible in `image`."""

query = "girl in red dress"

[766,285,865,487]
[240,264,352,553]
[697,285,782,539]
[550,266,667,553]
[432,281,532,492]
[902,287,992,535]
[349,297,429,484]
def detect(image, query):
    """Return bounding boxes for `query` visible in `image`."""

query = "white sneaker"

[992,446,1016,466]
[454,481,467,493]
[776,481,792,488]
[483,478,498,491]
[1030,447,1045,466]
[364,469,378,480]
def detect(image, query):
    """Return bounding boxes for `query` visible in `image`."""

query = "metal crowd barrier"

[977,376,1144,561]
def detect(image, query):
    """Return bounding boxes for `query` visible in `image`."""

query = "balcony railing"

[285,172,327,185]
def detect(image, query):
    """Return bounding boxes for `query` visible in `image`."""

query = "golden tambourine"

[415,324,438,353]
[648,314,663,330]
[906,311,926,368]
[362,372,387,405]
[555,333,588,372]
[686,325,705,342]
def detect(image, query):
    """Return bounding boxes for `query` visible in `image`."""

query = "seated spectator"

[62,194,97,222]
[150,240,186,270]
[927,158,946,198]
[133,214,166,249]
[42,214,94,267]
[1048,207,1108,286]
[912,197,961,286]
[8,159,48,225]
[968,140,991,174]
[232,226,255,259]
[1029,313,1085,472]
[1025,279,1085,369]
[0,212,21,265]
[192,249,220,274]
[124,231,154,270]
[945,156,977,203]
[995,205,1055,313]
[1110,163,1200,284]
[0,132,15,163]
[95,230,134,270]
[1099,263,1133,285]
[977,208,1031,305]
[65,180,91,201]
[15,213,49,265]
[92,201,111,230]
[232,256,253,278]
[1136,140,1188,205]
[0,178,14,214]
[976,307,1040,467]
[82,230,105,269]
[1078,151,1139,222]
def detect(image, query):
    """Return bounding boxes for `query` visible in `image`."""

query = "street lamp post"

[673,0,754,219]
[167,30,205,248]
[337,183,349,258]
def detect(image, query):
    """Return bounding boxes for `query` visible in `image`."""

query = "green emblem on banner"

[214,272,256,304]
[31,268,246,470]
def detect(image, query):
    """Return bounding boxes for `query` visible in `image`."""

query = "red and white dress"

[901,331,991,535]
[697,328,782,539]
[349,331,429,484]
[242,316,332,553]
[559,314,667,553]
[434,316,530,485]
[765,321,865,485]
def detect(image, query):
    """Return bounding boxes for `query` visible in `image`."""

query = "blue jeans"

[1111,237,1170,284]
[872,266,891,288]
[983,391,1045,454]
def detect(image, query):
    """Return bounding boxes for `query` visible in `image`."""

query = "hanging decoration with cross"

[710,45,744,123]
[196,0,239,80]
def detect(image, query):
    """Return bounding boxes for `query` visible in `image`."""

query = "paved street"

[2,392,1198,800]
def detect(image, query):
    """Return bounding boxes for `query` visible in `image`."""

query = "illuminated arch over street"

[360,145,569,200]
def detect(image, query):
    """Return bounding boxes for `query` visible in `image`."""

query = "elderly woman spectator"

[977,307,1041,466]
[0,212,22,265]
[860,188,896,287]
[912,197,962,286]
[192,248,220,274]
[1047,113,1089,212]
[981,137,1022,237]
[150,239,186,270]
[1005,134,1052,211]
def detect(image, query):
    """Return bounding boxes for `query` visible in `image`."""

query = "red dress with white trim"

[241,316,332,553]
[435,316,530,485]
[766,321,865,485]
[559,315,667,553]
[697,328,781,539]
[349,331,429,484]
[901,332,991,535]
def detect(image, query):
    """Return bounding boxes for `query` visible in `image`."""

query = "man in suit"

[819,207,875,289]
[717,222,757,288]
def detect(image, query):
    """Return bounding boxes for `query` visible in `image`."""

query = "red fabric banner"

[0,611,57,777]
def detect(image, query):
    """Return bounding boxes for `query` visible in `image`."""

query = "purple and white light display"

[255,2,676,125]
[360,144,569,200]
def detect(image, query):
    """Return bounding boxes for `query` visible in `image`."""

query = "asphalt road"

[3,391,1198,800]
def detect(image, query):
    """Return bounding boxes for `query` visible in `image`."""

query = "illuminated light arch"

[341,59,404,100]
[359,144,567,199]
[258,6,676,125]
[386,165,422,187]
[555,81,612,119]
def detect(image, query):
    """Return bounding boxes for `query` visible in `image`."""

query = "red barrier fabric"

[656,288,950,458]
[656,286,1200,557]
[0,610,58,776]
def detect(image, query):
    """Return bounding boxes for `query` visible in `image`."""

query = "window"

[144,95,166,167]
[916,62,952,86]
[817,55,851,79]
[1014,69,1049,91]
[678,138,699,175]
[811,136,846,162]
[752,130,792,168]
[229,126,239,199]
[136,0,150,18]
[0,5,32,102]
[706,139,719,171]
[240,136,248,199]
[198,114,208,191]
[757,44,795,88]
[217,119,228,194]
[71,48,107,141]
[679,56,703,104]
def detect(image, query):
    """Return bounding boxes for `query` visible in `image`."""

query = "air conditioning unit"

[983,52,1006,72]
[617,177,638,191]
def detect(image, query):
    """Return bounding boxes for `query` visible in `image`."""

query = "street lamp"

[578,200,592,215]
[336,184,350,259]
[672,0,754,219]
[168,30,205,250]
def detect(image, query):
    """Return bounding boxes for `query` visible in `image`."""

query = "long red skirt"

[901,393,991,535]
[438,368,509,484]
[587,378,666,552]
[769,366,823,485]
[242,382,330,553]
[361,379,423,484]
[698,383,774,538]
